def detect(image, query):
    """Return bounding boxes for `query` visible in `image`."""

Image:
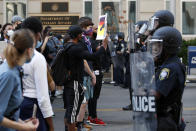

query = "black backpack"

[51,43,73,86]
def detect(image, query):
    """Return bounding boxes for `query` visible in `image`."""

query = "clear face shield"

[135,24,140,33]
[148,39,163,57]
[138,23,148,35]
[148,16,159,31]
[135,23,148,46]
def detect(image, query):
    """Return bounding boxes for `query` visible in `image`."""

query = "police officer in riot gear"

[148,10,174,34]
[135,21,148,33]
[114,32,126,86]
[139,10,175,53]
[148,26,186,131]
[123,20,148,111]
[135,21,149,52]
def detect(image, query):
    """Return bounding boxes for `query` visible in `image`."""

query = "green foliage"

[178,38,196,65]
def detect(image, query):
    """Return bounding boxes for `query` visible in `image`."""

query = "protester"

[88,25,106,126]
[0,29,39,131]
[19,16,54,131]
[41,26,59,66]
[11,15,23,30]
[76,17,95,130]
[64,25,108,131]
[0,23,13,42]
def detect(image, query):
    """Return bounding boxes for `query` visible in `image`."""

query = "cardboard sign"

[96,14,107,40]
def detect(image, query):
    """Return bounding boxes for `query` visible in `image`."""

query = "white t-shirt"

[22,49,54,118]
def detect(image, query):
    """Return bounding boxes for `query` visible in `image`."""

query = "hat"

[11,15,23,23]
[68,25,82,39]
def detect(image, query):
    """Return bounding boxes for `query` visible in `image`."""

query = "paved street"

[52,83,196,131]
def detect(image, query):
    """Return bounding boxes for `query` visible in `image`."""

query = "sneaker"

[83,123,92,130]
[55,90,63,96]
[110,81,115,84]
[122,104,132,111]
[77,124,88,131]
[86,116,91,123]
[89,118,106,126]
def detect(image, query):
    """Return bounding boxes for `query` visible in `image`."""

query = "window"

[84,0,92,18]
[182,1,196,35]
[166,0,170,11]
[128,1,136,24]
[4,0,26,23]
[101,2,120,34]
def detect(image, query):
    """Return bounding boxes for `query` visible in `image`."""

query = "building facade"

[0,0,195,39]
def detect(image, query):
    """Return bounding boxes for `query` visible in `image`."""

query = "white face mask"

[7,30,14,37]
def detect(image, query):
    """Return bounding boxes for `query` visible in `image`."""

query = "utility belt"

[158,102,182,124]
[158,102,186,131]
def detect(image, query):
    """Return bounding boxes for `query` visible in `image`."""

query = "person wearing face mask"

[76,17,96,130]
[87,26,108,126]
[19,17,54,131]
[11,15,23,30]
[63,25,108,131]
[0,23,14,43]
[0,29,39,131]
[41,26,59,66]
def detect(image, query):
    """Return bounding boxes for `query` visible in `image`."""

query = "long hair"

[4,29,35,68]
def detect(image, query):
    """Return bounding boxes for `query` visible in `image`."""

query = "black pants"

[88,72,103,118]
[114,65,124,85]
[157,116,178,131]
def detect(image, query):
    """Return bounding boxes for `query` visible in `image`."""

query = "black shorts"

[64,81,84,124]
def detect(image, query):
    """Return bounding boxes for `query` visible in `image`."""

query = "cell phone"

[48,32,53,36]
[32,104,37,118]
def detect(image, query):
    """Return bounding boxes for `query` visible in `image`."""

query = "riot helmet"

[148,10,174,32]
[135,21,149,50]
[135,20,148,33]
[148,26,182,58]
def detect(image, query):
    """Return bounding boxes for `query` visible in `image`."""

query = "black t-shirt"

[79,37,97,76]
[91,39,103,70]
[66,42,105,83]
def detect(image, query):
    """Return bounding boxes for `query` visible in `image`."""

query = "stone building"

[0,0,195,39]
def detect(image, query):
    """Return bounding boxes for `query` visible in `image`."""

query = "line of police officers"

[112,10,186,131]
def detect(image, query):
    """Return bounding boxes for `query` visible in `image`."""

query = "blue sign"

[188,46,196,68]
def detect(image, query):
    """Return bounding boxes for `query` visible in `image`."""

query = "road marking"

[184,107,196,111]
[54,107,196,112]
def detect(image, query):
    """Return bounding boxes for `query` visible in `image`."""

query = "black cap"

[68,25,83,39]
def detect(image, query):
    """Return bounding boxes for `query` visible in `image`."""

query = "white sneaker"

[110,81,115,84]
[55,90,63,96]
